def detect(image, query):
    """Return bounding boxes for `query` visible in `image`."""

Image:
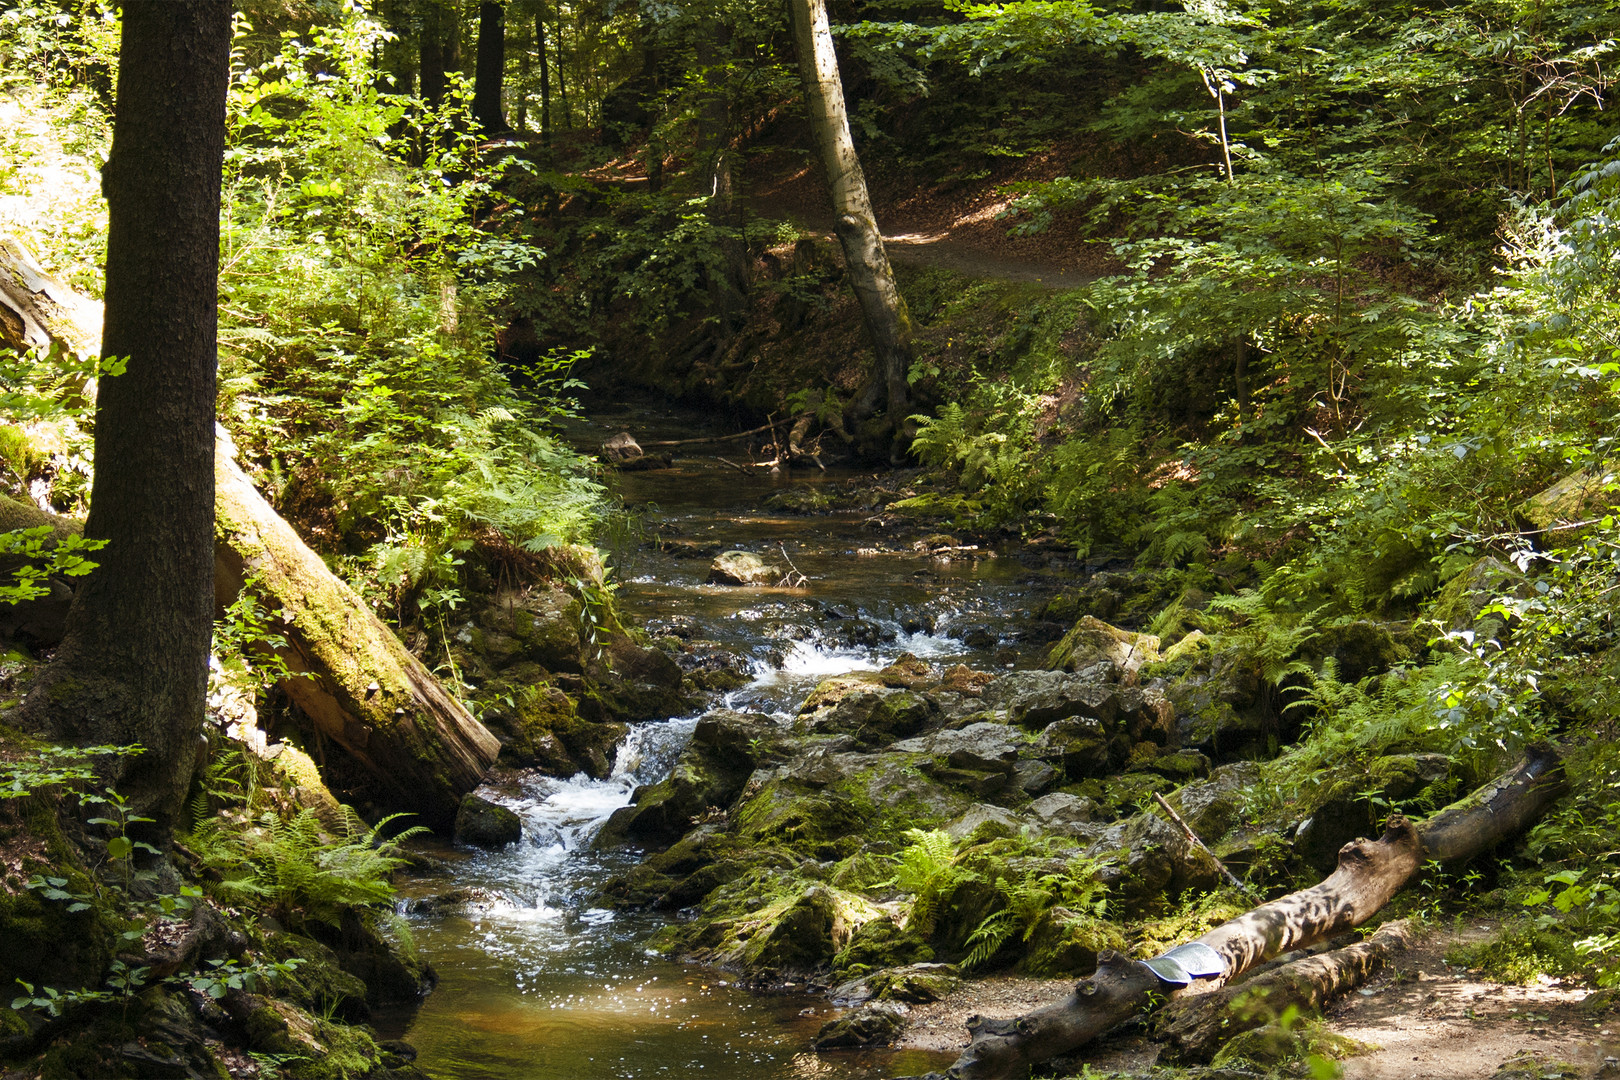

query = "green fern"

[883,828,979,934]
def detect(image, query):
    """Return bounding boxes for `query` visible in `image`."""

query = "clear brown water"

[384,401,1075,1079]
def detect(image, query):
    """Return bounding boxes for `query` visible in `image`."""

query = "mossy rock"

[266,931,372,1022]
[1045,616,1160,676]
[308,910,435,1006]
[730,778,866,859]
[476,585,583,673]
[832,916,935,977]
[0,801,128,996]
[1430,556,1517,631]
[762,488,832,514]
[812,1001,907,1049]
[1020,908,1126,976]
[867,962,959,1003]
[1308,619,1418,683]
[455,793,523,848]
[1518,463,1617,539]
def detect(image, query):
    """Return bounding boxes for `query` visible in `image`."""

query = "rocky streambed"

[385,402,1458,1079]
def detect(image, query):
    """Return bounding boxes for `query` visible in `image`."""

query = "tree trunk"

[788,0,913,442]
[514,14,529,131]
[945,746,1567,1079]
[696,31,749,338]
[214,431,500,833]
[1154,919,1416,1061]
[18,1,230,831]
[419,1,447,108]
[536,8,552,144]
[473,1,508,134]
[554,12,570,129]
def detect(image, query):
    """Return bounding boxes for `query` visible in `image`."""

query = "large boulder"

[831,918,935,979]
[797,685,936,747]
[707,550,784,586]
[1045,616,1160,677]
[1292,753,1452,874]
[890,722,1025,774]
[597,710,780,848]
[812,1002,907,1049]
[582,634,692,723]
[454,794,522,848]
[984,672,1174,744]
[1027,792,1103,839]
[1088,811,1220,911]
[1034,715,1115,779]
[471,586,583,673]
[1166,761,1261,843]
[944,803,1028,843]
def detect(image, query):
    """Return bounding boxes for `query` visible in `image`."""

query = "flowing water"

[382,401,1078,1079]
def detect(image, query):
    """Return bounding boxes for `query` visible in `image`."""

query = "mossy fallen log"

[1153,918,1416,1060]
[215,429,499,832]
[942,745,1567,1079]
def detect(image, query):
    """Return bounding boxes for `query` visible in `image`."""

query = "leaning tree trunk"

[18,2,231,832]
[472,1,508,134]
[788,0,913,439]
[214,431,500,832]
[945,746,1568,1079]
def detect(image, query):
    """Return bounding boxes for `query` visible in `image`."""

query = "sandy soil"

[890,924,1620,1078]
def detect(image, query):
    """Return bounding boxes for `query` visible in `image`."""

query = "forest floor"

[744,145,1121,289]
[891,923,1618,1077]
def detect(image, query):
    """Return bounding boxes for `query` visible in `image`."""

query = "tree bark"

[1154,919,1416,1061]
[696,30,749,338]
[473,1,509,134]
[214,431,500,832]
[535,7,552,144]
[18,1,230,831]
[944,746,1567,1079]
[788,0,913,442]
[419,1,447,108]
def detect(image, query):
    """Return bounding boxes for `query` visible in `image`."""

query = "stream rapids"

[380,401,1078,1079]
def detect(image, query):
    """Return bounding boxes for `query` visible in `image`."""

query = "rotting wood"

[0,234,103,359]
[942,746,1567,1079]
[1154,919,1416,1061]
[215,428,500,833]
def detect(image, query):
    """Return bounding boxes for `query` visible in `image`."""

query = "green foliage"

[213,12,606,625]
[883,827,977,933]
[186,805,426,931]
[962,856,1108,971]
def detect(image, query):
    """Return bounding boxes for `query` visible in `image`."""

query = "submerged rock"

[707,550,785,586]
[812,1001,907,1049]
[454,794,522,848]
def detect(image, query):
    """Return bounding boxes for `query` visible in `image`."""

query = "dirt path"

[890,924,1618,1077]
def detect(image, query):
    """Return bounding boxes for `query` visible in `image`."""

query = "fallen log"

[0,235,499,832]
[1154,919,1416,1060]
[215,429,500,832]
[0,233,102,358]
[943,745,1567,1079]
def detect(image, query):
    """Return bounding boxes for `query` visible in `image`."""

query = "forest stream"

[376,401,1076,1080]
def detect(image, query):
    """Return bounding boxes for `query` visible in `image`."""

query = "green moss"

[1446,920,1584,984]
[831,917,935,977]
[731,779,867,859]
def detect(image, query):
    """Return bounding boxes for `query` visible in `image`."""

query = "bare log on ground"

[0,234,103,358]
[215,429,499,832]
[944,746,1567,1079]
[1154,919,1416,1061]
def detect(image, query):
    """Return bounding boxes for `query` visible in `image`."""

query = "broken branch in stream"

[642,418,790,447]
[942,744,1567,1079]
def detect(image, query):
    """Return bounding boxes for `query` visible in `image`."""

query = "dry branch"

[943,746,1567,1079]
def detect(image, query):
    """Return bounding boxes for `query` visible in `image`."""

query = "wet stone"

[454,795,522,849]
